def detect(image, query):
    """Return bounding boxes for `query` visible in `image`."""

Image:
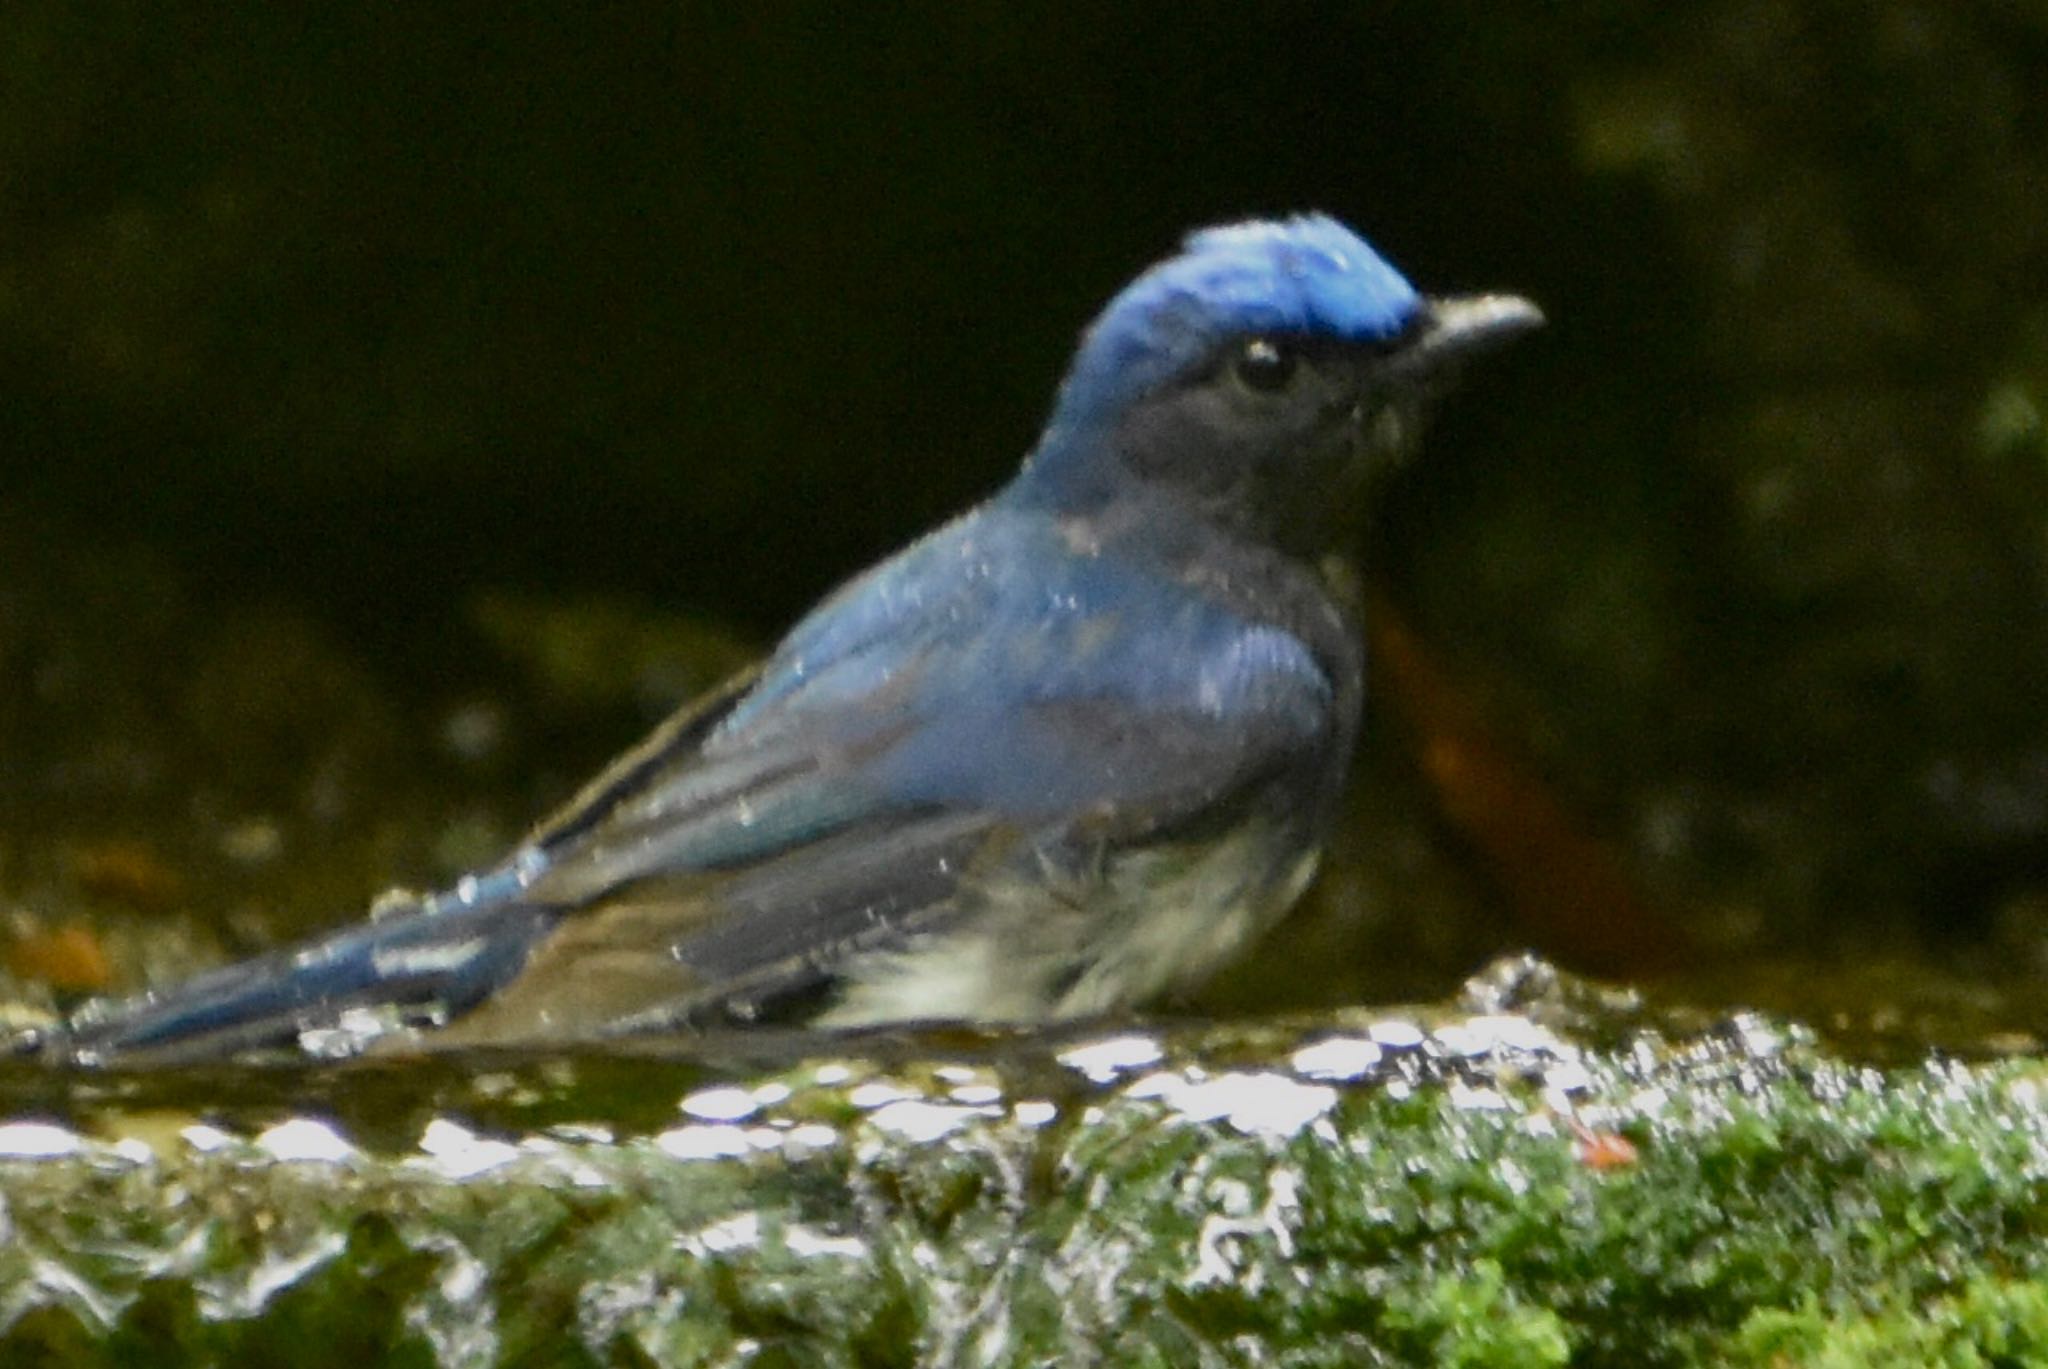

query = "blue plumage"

[51,214,1539,1062]
[1047,216,1422,418]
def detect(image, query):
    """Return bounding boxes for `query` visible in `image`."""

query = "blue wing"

[58,506,1344,1059]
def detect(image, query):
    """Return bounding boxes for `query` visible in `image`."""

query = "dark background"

[4,3,2046,1029]
[2,6,1578,637]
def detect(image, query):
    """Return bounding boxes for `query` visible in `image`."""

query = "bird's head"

[1017,214,1541,554]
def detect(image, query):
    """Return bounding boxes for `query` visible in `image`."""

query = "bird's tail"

[40,876,561,1065]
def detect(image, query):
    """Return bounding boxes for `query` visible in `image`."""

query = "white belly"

[819,822,1319,1026]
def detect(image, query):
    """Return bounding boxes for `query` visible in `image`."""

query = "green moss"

[1734,1278,2048,1367]
[1373,1259,1570,1366]
[9,974,2048,1363]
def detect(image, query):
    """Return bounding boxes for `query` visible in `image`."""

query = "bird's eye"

[1231,337,1298,394]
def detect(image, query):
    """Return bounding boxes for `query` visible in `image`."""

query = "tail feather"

[50,893,561,1064]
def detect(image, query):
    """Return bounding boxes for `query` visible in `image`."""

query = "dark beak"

[1401,293,1545,373]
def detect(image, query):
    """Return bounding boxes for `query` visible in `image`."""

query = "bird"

[48,213,1540,1064]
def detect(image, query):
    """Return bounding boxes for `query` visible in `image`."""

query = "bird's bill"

[1404,293,1546,371]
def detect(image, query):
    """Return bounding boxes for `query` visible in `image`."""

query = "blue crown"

[1045,215,1422,432]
